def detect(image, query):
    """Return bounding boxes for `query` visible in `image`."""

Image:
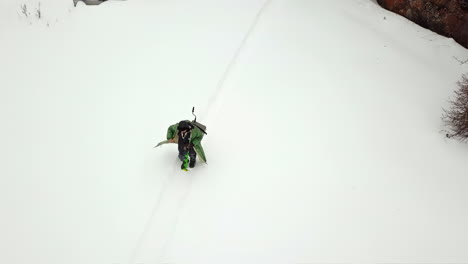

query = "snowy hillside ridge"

[1,0,125,28]
[1,0,73,26]
[1,0,468,263]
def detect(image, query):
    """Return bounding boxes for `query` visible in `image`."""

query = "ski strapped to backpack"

[191,107,207,135]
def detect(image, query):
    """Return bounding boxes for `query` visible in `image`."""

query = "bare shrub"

[36,2,41,19]
[20,4,29,17]
[443,74,468,141]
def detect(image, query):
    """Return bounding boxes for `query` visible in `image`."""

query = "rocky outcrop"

[376,0,468,49]
[73,0,108,7]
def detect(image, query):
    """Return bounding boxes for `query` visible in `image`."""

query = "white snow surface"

[1,0,468,263]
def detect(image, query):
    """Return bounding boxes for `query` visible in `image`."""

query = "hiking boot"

[189,159,196,168]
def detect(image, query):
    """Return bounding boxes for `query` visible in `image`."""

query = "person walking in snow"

[167,120,206,170]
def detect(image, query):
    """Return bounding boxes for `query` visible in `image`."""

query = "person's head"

[177,120,192,132]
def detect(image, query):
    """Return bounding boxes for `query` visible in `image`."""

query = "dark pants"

[178,146,196,165]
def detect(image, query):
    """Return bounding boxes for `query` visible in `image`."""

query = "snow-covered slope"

[1,0,468,263]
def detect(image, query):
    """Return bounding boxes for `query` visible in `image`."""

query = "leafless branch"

[453,56,468,65]
[20,4,28,17]
[443,74,468,141]
[36,2,41,19]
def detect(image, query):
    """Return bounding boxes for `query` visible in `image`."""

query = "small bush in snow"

[443,74,468,141]
[20,4,29,17]
[36,2,41,19]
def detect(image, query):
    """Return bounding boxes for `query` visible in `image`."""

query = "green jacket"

[167,121,207,163]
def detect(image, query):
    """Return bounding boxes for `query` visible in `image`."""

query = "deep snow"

[1,0,468,263]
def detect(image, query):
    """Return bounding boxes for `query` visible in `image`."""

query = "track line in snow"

[203,0,273,120]
[127,158,180,264]
[130,172,194,264]
[129,1,273,263]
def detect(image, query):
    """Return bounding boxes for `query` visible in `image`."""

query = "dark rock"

[376,0,468,49]
[73,0,108,7]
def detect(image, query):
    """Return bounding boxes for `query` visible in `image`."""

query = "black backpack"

[191,120,207,135]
